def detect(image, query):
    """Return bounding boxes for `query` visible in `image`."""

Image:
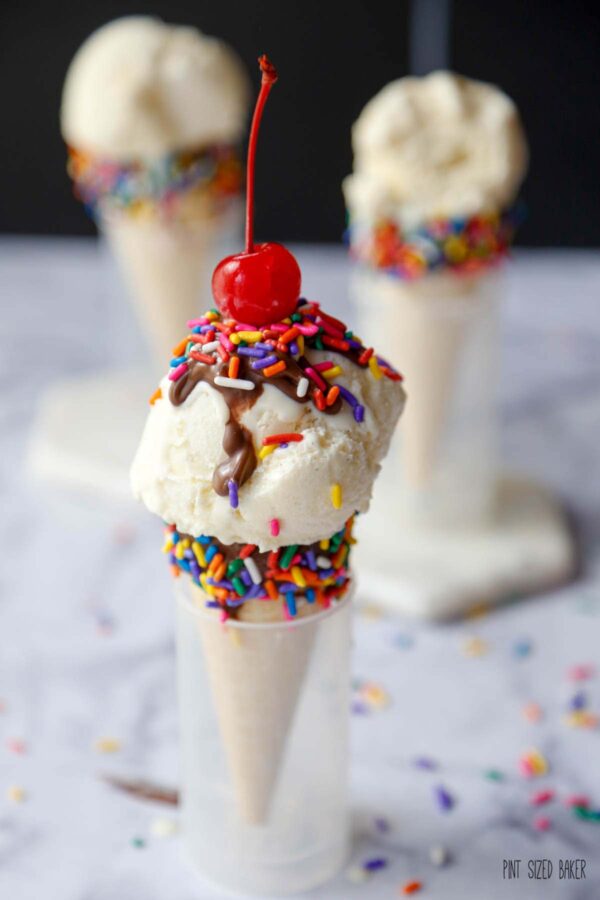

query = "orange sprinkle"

[326,386,340,406]
[264,360,286,377]
[402,881,422,895]
[213,562,227,582]
[228,356,240,379]
[170,565,180,578]
[314,388,326,411]
[265,580,279,600]
[280,326,300,344]
[208,553,224,576]
[172,337,189,357]
[149,387,162,405]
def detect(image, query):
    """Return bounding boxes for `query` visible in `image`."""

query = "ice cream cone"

[355,269,484,486]
[103,210,229,365]
[191,585,320,825]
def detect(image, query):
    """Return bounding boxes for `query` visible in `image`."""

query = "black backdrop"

[2,0,599,245]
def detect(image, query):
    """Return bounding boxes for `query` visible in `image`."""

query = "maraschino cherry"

[212,55,301,326]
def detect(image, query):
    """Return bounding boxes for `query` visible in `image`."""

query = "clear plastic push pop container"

[176,578,352,895]
[351,265,501,529]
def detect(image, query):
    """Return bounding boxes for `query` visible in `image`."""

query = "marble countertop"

[1,239,600,899]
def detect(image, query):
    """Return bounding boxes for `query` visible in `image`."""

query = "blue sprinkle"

[197,535,212,545]
[285,592,297,616]
[414,756,437,770]
[569,691,587,711]
[205,544,218,563]
[513,639,533,658]
[363,857,388,872]
[171,532,180,544]
[353,404,365,423]
[170,355,187,367]
[306,588,316,603]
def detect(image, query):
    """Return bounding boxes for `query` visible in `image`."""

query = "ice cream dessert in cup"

[131,57,405,894]
[344,71,528,527]
[61,16,250,366]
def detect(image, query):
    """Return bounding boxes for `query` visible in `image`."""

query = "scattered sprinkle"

[563,710,599,729]
[484,769,505,782]
[6,738,26,755]
[94,737,121,754]
[522,702,543,723]
[533,816,552,832]
[262,433,303,446]
[296,377,309,398]
[213,375,255,391]
[401,880,423,895]
[530,789,555,806]
[345,865,369,884]
[564,795,590,809]
[150,817,178,837]
[363,857,388,872]
[462,636,488,657]
[429,845,450,867]
[394,633,414,649]
[513,639,533,658]
[269,518,280,537]
[132,837,146,848]
[434,785,455,811]
[227,479,239,509]
[149,387,162,405]
[374,816,391,833]
[414,756,437,771]
[519,749,548,778]
[7,785,26,803]
[567,664,595,682]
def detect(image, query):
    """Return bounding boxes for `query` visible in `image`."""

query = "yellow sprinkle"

[331,483,343,509]
[296,335,305,355]
[320,538,330,551]
[161,540,173,554]
[94,737,121,754]
[325,365,343,379]
[180,538,191,550]
[191,541,206,567]
[230,333,241,344]
[200,573,216,597]
[205,311,218,321]
[174,542,185,560]
[368,356,382,380]
[235,331,264,342]
[258,444,276,461]
[360,682,390,708]
[291,566,307,588]
[7,785,26,803]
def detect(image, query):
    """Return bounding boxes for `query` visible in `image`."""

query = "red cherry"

[211,55,302,325]
[212,242,301,325]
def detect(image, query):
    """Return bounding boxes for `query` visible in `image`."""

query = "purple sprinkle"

[207,579,234,590]
[414,756,437,770]
[251,354,279,370]
[254,342,274,351]
[225,598,246,608]
[228,479,239,509]
[569,691,587,710]
[374,816,390,833]
[245,584,263,600]
[206,601,220,608]
[363,857,388,872]
[239,569,252,587]
[338,385,358,408]
[278,443,289,450]
[183,549,194,560]
[237,346,266,358]
[190,561,200,579]
[435,785,454,811]
[353,404,365,423]
[318,568,335,579]
[346,339,362,349]
[289,341,299,355]
[168,553,177,565]
[305,549,317,571]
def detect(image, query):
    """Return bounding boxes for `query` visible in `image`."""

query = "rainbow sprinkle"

[164,518,354,619]
[67,143,243,221]
[348,206,524,279]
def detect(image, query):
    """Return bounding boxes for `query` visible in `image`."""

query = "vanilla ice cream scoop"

[61,16,250,159]
[131,302,405,549]
[344,70,528,229]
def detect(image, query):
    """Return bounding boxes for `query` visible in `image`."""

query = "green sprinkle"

[280,544,299,570]
[132,837,145,848]
[315,335,324,350]
[227,558,244,576]
[484,769,505,782]
[330,533,343,552]
[291,313,302,322]
[232,577,246,597]
[573,805,600,822]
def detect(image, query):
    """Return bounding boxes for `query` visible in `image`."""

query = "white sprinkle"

[243,557,262,585]
[429,844,449,867]
[345,865,369,883]
[297,377,309,398]
[200,341,220,352]
[214,376,255,391]
[317,556,331,568]
[151,817,178,838]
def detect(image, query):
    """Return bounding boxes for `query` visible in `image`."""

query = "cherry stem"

[245,55,278,254]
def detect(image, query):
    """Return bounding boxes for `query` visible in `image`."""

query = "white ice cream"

[344,71,528,229]
[61,16,250,159]
[131,351,405,549]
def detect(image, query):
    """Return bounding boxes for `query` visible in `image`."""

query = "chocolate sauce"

[169,345,343,496]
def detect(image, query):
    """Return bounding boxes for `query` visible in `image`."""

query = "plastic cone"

[192,589,319,825]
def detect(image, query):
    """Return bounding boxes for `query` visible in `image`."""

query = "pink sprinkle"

[305,366,327,390]
[313,360,336,371]
[522,702,543,722]
[268,323,289,333]
[168,362,188,382]
[219,610,227,623]
[567,664,595,681]
[533,816,552,832]
[294,323,319,337]
[6,738,26,755]
[564,794,590,808]
[234,322,259,331]
[270,519,280,537]
[519,758,535,778]
[220,334,235,352]
[186,317,209,328]
[316,315,345,339]
[530,790,555,806]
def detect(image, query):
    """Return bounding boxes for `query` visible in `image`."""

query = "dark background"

[1,0,599,244]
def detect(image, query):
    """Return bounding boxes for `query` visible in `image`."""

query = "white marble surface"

[1,238,600,899]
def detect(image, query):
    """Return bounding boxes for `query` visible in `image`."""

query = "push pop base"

[27,369,150,501]
[354,476,577,619]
